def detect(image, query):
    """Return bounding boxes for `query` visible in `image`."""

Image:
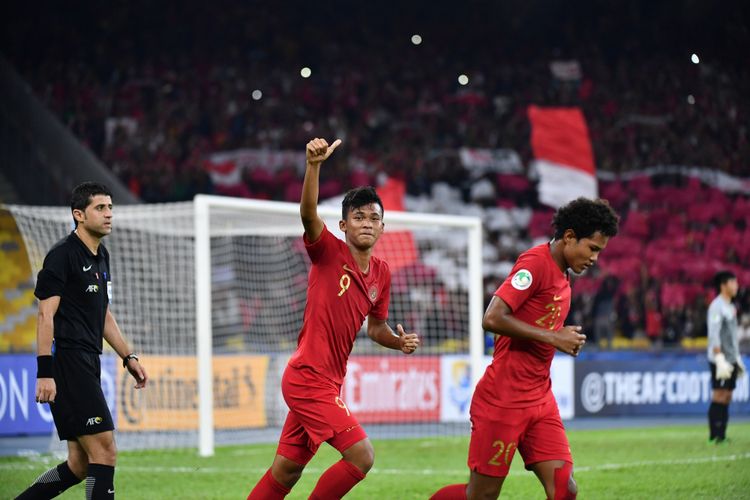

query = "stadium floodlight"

[300,67,312,78]
[458,74,469,85]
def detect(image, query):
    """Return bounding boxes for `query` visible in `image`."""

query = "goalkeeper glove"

[737,356,746,376]
[715,353,734,380]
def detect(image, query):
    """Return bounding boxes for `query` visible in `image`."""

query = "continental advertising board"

[117,355,269,431]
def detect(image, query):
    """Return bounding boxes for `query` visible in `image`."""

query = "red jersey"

[288,225,391,385]
[473,243,571,410]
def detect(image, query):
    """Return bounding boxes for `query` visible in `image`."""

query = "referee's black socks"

[15,460,82,499]
[85,464,115,499]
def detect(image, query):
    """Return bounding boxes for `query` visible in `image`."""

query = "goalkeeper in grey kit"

[706,270,745,444]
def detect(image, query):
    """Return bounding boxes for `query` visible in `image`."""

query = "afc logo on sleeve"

[511,269,533,290]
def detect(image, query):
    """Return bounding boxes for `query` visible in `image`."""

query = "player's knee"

[552,462,576,500]
[272,455,305,487]
[467,485,502,500]
[343,439,375,473]
[466,472,503,500]
[67,456,88,480]
[102,440,118,465]
[354,445,375,473]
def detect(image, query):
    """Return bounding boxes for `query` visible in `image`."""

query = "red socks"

[247,468,291,500]
[553,462,576,500]
[430,483,468,499]
[309,460,366,499]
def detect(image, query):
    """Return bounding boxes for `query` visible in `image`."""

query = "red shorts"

[277,365,366,465]
[467,398,572,477]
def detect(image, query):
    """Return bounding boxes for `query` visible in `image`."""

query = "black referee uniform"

[35,231,115,440]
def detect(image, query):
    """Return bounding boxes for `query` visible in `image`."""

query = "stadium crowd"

[4,0,750,349]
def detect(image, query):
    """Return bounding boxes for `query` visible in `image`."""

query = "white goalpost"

[7,194,484,457]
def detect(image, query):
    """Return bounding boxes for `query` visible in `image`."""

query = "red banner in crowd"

[528,105,598,208]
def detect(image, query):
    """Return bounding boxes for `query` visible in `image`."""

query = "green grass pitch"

[1,423,748,499]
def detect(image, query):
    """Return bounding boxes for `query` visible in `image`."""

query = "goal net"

[7,195,483,456]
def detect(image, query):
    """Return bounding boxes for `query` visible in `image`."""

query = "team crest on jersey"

[368,285,378,301]
[511,269,532,290]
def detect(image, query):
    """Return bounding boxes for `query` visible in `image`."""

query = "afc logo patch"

[368,285,378,301]
[86,416,103,426]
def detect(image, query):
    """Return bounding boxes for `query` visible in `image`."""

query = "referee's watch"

[122,353,139,368]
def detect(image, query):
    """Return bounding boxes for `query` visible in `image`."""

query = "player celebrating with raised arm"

[431,198,619,500]
[246,138,420,499]
[707,270,745,444]
[16,182,147,500]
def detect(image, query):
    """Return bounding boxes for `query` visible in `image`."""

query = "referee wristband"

[37,355,54,379]
[122,353,139,368]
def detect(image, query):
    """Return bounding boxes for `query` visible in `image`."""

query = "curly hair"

[552,197,619,240]
[341,186,384,220]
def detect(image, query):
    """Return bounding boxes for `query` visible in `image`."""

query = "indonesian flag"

[528,106,598,208]
[204,158,242,188]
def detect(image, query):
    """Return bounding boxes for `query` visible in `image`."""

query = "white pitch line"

[1,452,748,476]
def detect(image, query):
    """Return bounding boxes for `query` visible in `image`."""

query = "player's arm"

[300,137,342,242]
[367,315,419,354]
[35,296,60,403]
[103,306,148,388]
[482,296,585,356]
[707,308,734,378]
[707,308,723,356]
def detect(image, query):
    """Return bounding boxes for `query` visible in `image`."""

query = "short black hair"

[341,186,384,220]
[71,181,112,227]
[552,197,619,240]
[713,270,736,293]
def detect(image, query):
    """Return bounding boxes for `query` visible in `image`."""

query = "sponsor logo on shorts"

[85,416,103,426]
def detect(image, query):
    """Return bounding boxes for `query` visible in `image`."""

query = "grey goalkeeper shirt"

[707,295,740,364]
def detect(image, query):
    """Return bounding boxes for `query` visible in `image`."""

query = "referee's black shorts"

[51,348,114,440]
[709,361,740,391]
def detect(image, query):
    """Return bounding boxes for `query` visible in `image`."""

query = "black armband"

[122,353,139,368]
[37,355,54,378]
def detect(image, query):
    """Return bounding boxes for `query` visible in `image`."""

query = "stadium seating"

[0,213,36,352]
[3,0,749,350]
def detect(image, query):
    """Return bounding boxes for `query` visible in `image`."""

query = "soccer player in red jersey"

[431,198,619,500]
[246,138,420,499]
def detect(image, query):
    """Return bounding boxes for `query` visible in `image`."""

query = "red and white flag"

[528,106,598,208]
